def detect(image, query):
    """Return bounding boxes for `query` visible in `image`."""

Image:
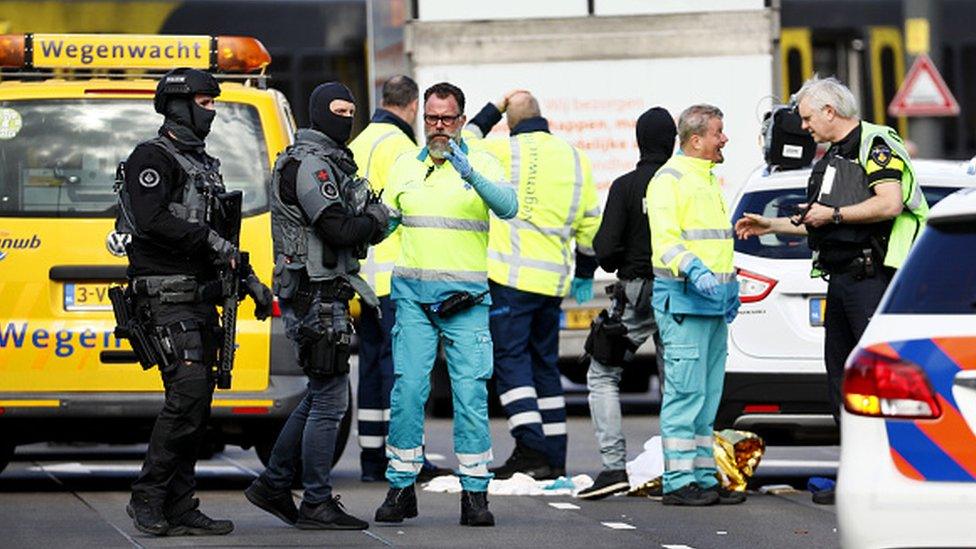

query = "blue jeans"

[260,375,349,504]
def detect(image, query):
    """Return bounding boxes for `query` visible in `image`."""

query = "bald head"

[506,92,541,131]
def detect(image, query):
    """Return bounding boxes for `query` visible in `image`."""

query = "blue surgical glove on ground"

[693,271,720,296]
[444,140,473,180]
[571,277,594,304]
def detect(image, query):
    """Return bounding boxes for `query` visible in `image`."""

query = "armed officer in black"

[122,68,271,536]
[244,82,388,530]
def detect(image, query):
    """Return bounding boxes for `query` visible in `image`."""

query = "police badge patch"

[870,145,892,167]
[321,181,339,200]
[138,167,161,188]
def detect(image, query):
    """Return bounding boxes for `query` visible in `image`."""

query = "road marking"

[426,453,446,461]
[602,522,636,530]
[758,459,838,468]
[662,545,696,549]
[549,502,580,510]
[28,462,241,475]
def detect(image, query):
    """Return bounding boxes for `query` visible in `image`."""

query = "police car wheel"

[0,441,15,475]
[254,383,352,470]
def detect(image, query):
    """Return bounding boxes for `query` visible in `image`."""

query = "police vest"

[477,131,601,297]
[115,136,224,239]
[270,129,377,305]
[348,121,415,297]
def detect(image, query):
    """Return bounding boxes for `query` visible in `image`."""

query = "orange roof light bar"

[0,33,271,73]
[215,36,270,73]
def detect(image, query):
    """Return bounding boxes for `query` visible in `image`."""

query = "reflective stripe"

[357,408,391,422]
[678,253,695,272]
[457,449,493,465]
[662,437,696,452]
[507,411,542,430]
[653,267,735,283]
[358,435,385,449]
[537,396,565,410]
[584,206,601,217]
[499,386,538,407]
[906,184,924,210]
[681,228,734,240]
[390,459,423,473]
[508,218,569,238]
[403,215,489,232]
[656,167,683,180]
[507,137,524,287]
[542,422,567,436]
[393,266,486,282]
[557,147,585,295]
[660,244,688,265]
[577,245,595,256]
[489,249,566,275]
[464,123,485,139]
[387,444,424,462]
[695,435,714,448]
[665,458,694,471]
[459,463,489,476]
[693,457,715,468]
[363,130,399,180]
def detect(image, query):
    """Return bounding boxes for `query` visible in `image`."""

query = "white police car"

[718,159,976,443]
[836,186,976,549]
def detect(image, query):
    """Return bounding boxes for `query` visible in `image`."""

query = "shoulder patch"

[870,144,892,167]
[138,167,161,188]
[320,181,339,200]
[315,168,330,182]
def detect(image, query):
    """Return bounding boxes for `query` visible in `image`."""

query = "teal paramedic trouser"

[385,299,494,492]
[656,310,727,493]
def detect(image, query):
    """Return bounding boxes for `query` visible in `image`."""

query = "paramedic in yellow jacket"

[647,104,743,507]
[373,82,517,527]
[465,91,600,479]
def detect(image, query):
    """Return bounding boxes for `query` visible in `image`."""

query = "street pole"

[904,0,942,158]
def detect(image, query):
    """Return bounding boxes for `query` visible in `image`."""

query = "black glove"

[244,273,274,321]
[365,203,391,244]
[207,230,239,266]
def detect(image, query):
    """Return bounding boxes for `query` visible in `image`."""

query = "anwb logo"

[0,232,42,261]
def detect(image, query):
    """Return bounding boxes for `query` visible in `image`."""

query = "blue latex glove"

[570,277,594,304]
[443,139,474,180]
[693,271,720,296]
[725,307,738,324]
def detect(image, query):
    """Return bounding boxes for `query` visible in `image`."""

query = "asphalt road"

[0,413,840,549]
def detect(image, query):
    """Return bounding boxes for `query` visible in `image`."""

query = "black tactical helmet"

[154,68,221,114]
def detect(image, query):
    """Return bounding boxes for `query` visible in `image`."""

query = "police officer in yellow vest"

[373,82,517,527]
[648,104,743,507]
[735,76,928,504]
[349,75,448,483]
[465,91,600,479]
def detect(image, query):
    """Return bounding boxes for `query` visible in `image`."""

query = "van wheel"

[255,383,352,469]
[0,441,15,475]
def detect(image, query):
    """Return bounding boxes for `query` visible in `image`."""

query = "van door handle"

[49,265,127,281]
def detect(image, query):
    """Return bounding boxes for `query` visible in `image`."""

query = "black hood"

[636,107,676,165]
[309,82,355,144]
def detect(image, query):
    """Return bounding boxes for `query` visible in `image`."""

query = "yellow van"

[0,33,349,472]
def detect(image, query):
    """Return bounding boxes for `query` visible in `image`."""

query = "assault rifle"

[217,190,244,389]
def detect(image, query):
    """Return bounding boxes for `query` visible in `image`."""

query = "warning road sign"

[888,53,960,117]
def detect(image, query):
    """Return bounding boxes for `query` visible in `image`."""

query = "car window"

[732,185,963,260]
[732,188,812,259]
[0,99,269,218]
[883,221,976,315]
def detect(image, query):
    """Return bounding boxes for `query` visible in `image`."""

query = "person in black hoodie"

[577,107,676,500]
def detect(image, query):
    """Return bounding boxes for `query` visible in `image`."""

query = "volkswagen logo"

[106,231,131,257]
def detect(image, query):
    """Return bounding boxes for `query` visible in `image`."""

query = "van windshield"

[0,99,269,217]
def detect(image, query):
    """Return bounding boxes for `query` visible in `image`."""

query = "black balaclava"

[309,82,355,144]
[155,68,221,149]
[636,107,677,164]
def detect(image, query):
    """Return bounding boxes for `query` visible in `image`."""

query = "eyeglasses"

[424,113,462,126]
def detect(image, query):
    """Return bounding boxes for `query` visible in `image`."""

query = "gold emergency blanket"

[628,429,765,496]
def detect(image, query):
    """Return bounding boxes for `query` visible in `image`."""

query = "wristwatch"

[832,207,843,224]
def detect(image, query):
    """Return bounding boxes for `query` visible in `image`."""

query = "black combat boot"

[489,443,551,480]
[662,483,720,506]
[296,496,369,530]
[459,490,495,527]
[703,484,747,505]
[166,509,234,536]
[374,485,418,523]
[126,495,170,536]
[245,477,300,525]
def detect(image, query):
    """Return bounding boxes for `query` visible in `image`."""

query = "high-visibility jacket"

[477,131,601,297]
[383,141,506,304]
[647,154,738,316]
[349,119,416,297]
[858,121,929,270]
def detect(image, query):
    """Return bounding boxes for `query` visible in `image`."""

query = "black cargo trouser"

[823,268,893,426]
[131,298,220,518]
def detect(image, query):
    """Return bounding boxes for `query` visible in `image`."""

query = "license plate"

[63,282,115,311]
[562,308,601,330]
[808,296,826,327]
